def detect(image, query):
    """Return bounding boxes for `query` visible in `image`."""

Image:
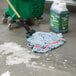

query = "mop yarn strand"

[27,32,66,53]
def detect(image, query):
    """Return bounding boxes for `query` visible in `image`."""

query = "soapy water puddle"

[0,42,40,65]
[0,42,76,72]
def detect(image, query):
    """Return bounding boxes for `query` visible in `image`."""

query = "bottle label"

[50,10,69,31]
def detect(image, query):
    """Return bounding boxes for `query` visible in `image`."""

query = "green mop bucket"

[5,0,45,21]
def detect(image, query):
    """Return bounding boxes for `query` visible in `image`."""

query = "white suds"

[0,42,40,65]
[42,64,46,67]
[64,60,68,62]
[49,66,55,69]
[31,61,37,65]
[45,53,49,56]
[1,71,11,76]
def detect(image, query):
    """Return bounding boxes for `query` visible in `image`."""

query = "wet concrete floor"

[0,0,76,76]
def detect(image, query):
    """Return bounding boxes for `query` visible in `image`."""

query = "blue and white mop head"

[27,32,66,53]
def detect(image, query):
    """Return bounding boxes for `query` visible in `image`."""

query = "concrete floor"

[0,0,76,76]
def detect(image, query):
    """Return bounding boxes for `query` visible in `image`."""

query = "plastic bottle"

[50,0,69,33]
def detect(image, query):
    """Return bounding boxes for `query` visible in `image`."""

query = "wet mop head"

[27,32,66,53]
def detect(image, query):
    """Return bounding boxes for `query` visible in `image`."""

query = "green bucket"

[5,0,45,21]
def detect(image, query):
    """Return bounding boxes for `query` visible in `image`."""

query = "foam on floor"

[0,42,40,65]
[1,71,10,76]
